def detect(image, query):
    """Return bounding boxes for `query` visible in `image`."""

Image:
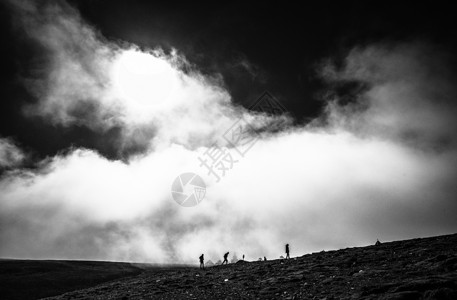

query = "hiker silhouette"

[264,256,267,261]
[222,252,229,265]
[242,254,245,261]
[199,254,204,269]
[285,244,290,259]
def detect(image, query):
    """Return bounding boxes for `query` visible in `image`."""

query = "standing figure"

[199,254,205,269]
[222,252,230,265]
[242,254,245,261]
[285,244,290,259]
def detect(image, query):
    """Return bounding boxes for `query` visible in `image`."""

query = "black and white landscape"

[0,1,456,299]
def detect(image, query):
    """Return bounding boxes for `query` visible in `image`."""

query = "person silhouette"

[285,244,290,259]
[242,254,245,261]
[264,256,267,261]
[222,252,229,265]
[199,254,204,269]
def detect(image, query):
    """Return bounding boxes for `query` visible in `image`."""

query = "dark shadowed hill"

[0,260,148,300]
[4,233,457,299]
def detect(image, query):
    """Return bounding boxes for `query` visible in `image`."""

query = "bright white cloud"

[321,42,457,148]
[1,1,456,264]
[111,49,179,116]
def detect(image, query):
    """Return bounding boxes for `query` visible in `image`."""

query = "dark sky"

[1,1,456,160]
[1,0,457,263]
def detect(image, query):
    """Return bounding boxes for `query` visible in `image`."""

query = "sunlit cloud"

[1,0,456,264]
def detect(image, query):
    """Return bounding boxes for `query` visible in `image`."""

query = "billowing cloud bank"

[1,1,456,263]
[0,137,26,168]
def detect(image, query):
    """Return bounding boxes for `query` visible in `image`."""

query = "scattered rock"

[380,291,421,300]
[41,233,457,300]
[423,288,457,300]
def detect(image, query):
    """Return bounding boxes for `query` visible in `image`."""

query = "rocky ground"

[42,233,457,299]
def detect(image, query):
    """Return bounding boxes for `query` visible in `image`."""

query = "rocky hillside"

[43,233,457,299]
